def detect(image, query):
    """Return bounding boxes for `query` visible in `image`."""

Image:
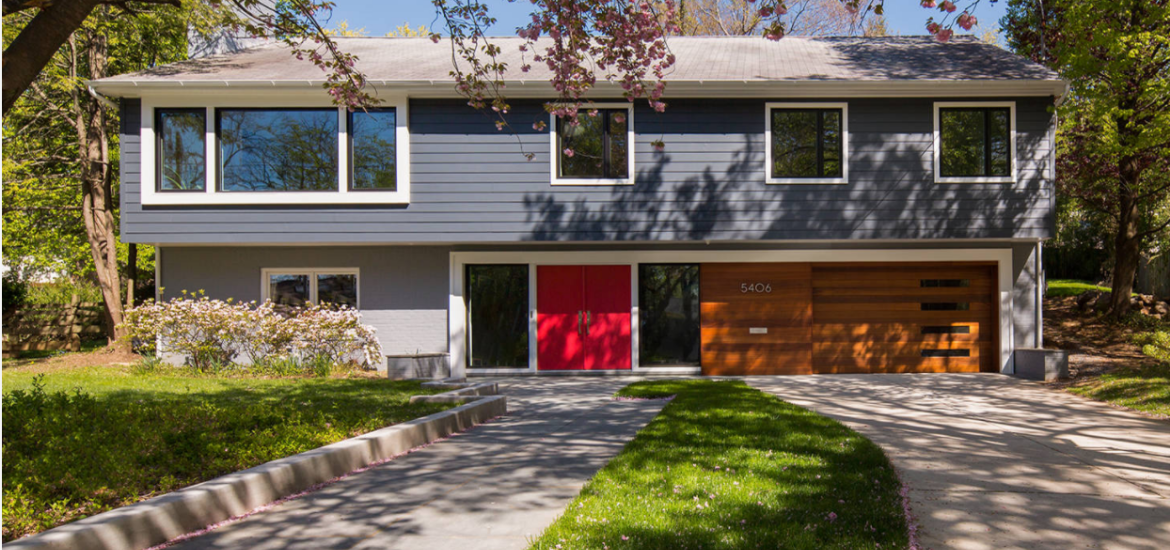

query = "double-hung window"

[262,269,359,308]
[934,102,1015,183]
[551,105,634,185]
[766,103,848,184]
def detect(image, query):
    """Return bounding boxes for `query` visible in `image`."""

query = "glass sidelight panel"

[466,265,529,368]
[638,264,700,366]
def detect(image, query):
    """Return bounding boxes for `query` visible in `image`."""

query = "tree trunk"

[1109,187,1141,318]
[2,0,100,113]
[76,27,126,346]
[126,242,137,309]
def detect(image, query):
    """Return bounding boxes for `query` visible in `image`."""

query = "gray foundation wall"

[159,246,452,366]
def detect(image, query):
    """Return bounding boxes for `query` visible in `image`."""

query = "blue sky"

[329,0,1008,38]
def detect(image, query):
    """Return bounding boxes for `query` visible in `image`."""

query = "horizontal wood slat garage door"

[700,262,998,375]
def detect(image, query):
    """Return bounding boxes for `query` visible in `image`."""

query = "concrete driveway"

[168,378,665,550]
[749,374,1170,550]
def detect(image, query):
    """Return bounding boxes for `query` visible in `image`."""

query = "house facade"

[91,36,1066,378]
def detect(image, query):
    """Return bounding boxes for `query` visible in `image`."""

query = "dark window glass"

[157,109,206,191]
[921,325,972,335]
[921,302,971,311]
[317,273,358,307]
[771,108,843,178]
[218,109,338,191]
[639,264,700,366]
[920,279,971,288]
[557,109,629,179]
[349,109,397,190]
[921,349,971,358]
[269,274,310,307]
[939,107,1011,178]
[466,265,529,368]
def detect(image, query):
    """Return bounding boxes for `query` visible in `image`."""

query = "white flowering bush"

[120,293,383,373]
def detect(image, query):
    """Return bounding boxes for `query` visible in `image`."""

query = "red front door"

[537,265,631,370]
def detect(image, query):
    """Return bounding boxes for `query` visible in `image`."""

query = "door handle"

[585,310,591,336]
[577,310,583,335]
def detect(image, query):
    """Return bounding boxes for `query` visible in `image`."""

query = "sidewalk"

[169,378,665,550]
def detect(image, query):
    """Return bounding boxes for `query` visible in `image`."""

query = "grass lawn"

[1067,363,1170,417]
[1,365,454,542]
[1046,279,1114,298]
[528,380,908,550]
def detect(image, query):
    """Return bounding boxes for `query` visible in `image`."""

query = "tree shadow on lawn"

[530,380,907,550]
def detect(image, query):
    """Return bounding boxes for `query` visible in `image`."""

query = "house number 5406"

[740,283,772,293]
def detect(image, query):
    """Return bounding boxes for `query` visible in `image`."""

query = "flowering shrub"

[120,293,383,372]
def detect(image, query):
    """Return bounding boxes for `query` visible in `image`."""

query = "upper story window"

[140,96,410,206]
[551,105,634,185]
[349,108,397,191]
[156,108,207,192]
[765,102,849,185]
[934,102,1015,184]
[218,109,338,192]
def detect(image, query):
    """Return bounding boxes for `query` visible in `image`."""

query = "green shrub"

[25,281,103,306]
[3,274,28,313]
[1136,331,1170,363]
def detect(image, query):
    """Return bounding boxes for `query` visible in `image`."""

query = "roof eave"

[87,78,1069,100]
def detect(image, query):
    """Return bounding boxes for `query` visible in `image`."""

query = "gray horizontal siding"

[120,96,1055,243]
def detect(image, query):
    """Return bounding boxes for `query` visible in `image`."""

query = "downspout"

[1039,200,1050,352]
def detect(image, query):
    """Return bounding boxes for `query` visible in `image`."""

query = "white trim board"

[764,102,849,185]
[448,248,1016,377]
[932,101,1017,184]
[140,92,410,205]
[548,103,636,186]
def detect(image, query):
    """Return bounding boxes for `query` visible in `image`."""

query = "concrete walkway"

[170,378,665,550]
[749,374,1170,550]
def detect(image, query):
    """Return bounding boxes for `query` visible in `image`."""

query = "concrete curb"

[410,381,498,403]
[8,395,507,550]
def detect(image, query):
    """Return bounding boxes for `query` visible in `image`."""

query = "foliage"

[3,273,29,313]
[677,0,878,37]
[1135,330,1170,363]
[530,379,908,549]
[1003,0,1170,316]
[1067,362,1170,417]
[0,370,451,540]
[120,294,383,372]
[24,281,105,306]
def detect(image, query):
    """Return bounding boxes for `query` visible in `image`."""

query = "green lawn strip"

[1,367,454,541]
[530,380,907,550]
[1067,363,1170,417]
[1046,279,1113,298]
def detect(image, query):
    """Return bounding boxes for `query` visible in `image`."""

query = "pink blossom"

[828,512,838,522]
[957,13,977,30]
[937,28,954,42]
[920,0,937,7]
[563,148,575,157]
[941,0,957,13]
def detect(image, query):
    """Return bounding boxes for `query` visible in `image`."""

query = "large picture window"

[156,108,206,192]
[466,265,529,369]
[218,109,338,192]
[263,269,359,308]
[638,264,700,367]
[349,108,397,191]
[934,103,1014,182]
[555,108,631,182]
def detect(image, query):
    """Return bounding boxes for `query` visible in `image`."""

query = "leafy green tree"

[1004,0,1170,316]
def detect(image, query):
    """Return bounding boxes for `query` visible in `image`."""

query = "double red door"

[536,265,632,370]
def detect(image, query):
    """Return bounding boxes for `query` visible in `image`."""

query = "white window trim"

[449,248,1015,377]
[141,91,410,205]
[764,102,849,185]
[933,101,1016,184]
[549,103,635,186]
[260,267,361,308]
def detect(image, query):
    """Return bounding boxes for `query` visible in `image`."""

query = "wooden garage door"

[810,262,998,374]
[700,262,997,375]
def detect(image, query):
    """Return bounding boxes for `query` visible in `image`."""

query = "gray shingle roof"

[100,35,1059,84]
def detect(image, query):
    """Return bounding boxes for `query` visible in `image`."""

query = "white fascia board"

[91,79,1069,99]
